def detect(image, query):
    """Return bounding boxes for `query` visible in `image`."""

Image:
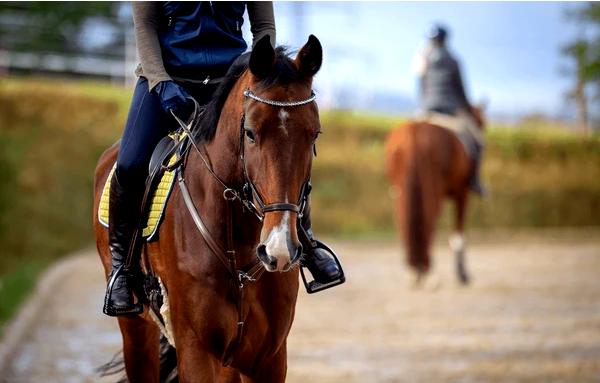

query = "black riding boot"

[103,172,144,316]
[469,164,486,195]
[469,144,487,196]
[299,202,344,288]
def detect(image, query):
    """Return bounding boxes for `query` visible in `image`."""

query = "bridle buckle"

[223,188,238,201]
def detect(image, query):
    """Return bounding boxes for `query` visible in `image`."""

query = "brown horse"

[385,108,485,286]
[93,35,325,382]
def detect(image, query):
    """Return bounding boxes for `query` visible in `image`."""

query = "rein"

[171,87,317,365]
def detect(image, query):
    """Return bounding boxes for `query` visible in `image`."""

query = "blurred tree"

[0,2,120,55]
[562,2,600,134]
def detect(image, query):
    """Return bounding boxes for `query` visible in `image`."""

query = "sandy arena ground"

[2,231,600,382]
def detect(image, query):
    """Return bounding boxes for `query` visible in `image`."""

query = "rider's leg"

[299,199,342,284]
[468,141,487,196]
[104,77,172,316]
[459,109,487,196]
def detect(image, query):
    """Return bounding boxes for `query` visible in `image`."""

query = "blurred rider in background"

[413,23,486,196]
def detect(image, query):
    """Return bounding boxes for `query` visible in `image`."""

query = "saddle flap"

[149,135,178,176]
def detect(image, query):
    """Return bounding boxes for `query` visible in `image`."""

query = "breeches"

[116,77,214,191]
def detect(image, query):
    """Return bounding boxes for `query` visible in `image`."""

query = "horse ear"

[249,34,276,79]
[295,35,322,77]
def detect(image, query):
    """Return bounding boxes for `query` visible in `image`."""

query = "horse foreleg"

[242,346,287,383]
[118,314,161,383]
[451,192,470,285]
[175,338,223,383]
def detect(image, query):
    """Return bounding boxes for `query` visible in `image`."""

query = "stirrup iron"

[300,240,346,294]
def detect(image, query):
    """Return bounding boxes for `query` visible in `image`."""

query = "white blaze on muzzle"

[261,211,292,270]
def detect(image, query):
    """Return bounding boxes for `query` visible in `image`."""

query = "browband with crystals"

[243,89,316,107]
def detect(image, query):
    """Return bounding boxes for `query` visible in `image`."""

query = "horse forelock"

[195,47,310,143]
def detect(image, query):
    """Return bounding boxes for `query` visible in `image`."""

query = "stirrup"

[103,265,143,317]
[300,240,346,294]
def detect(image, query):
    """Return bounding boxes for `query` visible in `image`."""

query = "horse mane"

[194,46,304,142]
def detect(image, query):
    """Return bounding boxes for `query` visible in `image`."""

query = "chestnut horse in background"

[385,108,485,285]
[93,35,324,382]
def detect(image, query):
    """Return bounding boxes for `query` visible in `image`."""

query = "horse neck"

[204,71,251,185]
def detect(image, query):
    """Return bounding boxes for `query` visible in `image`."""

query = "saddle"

[418,111,484,161]
[98,132,190,241]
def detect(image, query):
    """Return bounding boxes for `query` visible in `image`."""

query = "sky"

[243,2,585,119]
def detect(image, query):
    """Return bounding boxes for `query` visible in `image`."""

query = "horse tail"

[402,144,430,274]
[386,124,431,274]
[96,335,178,383]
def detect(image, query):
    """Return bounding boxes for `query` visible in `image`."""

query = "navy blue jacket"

[159,2,247,78]
[132,2,275,89]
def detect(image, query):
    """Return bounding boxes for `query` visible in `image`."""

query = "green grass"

[310,110,600,235]
[0,261,48,323]
[0,77,130,327]
[1,77,599,326]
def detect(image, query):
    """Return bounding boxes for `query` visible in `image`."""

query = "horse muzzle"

[257,214,303,272]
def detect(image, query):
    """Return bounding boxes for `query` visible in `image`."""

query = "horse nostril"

[257,244,268,261]
[269,257,278,268]
[256,244,278,269]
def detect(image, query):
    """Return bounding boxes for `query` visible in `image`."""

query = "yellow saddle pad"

[98,154,178,241]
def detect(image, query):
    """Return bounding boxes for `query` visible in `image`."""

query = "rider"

[414,23,486,195]
[104,2,342,316]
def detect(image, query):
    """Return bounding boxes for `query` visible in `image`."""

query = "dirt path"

[3,232,600,382]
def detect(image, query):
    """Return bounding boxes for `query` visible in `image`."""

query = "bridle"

[238,89,316,222]
[175,88,317,224]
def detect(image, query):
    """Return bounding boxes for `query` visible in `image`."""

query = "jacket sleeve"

[133,2,172,91]
[247,2,276,47]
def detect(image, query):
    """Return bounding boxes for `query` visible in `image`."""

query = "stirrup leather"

[300,240,346,294]
[103,265,143,317]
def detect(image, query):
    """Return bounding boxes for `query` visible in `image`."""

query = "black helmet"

[427,23,449,43]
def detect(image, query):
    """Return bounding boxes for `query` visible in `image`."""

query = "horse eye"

[245,129,256,143]
[314,131,322,141]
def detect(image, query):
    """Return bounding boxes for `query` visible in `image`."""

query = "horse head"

[242,35,323,272]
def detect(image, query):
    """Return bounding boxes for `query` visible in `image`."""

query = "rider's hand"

[154,80,195,121]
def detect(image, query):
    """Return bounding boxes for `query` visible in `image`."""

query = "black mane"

[194,47,304,142]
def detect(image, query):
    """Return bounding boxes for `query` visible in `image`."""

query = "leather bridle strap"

[262,203,300,213]
[241,169,302,219]
[178,170,236,278]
